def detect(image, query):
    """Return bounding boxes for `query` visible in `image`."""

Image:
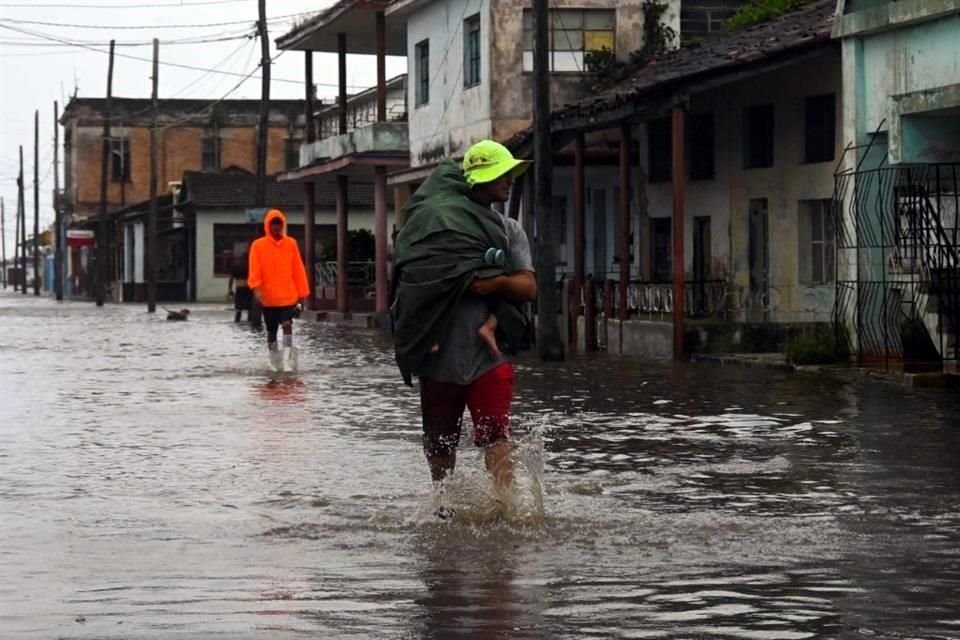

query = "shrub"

[724,0,816,32]
[786,326,848,365]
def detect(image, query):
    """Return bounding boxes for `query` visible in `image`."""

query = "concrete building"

[832,0,959,372]
[507,0,841,357]
[59,97,308,301]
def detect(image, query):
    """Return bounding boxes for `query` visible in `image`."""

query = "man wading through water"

[248,209,309,372]
[391,140,536,520]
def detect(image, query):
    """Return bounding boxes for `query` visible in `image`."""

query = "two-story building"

[832,0,960,373]
[60,97,306,300]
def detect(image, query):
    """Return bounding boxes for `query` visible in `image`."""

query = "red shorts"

[419,362,514,456]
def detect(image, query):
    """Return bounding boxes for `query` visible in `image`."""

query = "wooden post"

[532,0,564,361]
[619,124,632,321]
[33,110,40,295]
[336,175,349,314]
[304,51,316,311]
[375,11,387,122]
[19,146,27,294]
[572,132,585,352]
[584,278,595,351]
[147,38,159,313]
[671,106,686,360]
[338,33,348,135]
[97,40,115,306]
[54,102,63,301]
[254,0,270,208]
[1,197,5,289]
[374,166,388,316]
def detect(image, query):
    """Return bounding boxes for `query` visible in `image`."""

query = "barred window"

[522,9,615,72]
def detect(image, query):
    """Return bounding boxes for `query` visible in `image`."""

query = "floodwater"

[1,291,959,640]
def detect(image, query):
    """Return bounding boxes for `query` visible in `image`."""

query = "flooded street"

[2,291,960,639]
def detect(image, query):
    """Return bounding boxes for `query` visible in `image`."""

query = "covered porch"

[276,0,409,324]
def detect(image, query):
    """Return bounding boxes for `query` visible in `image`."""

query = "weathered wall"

[68,125,299,218]
[406,0,493,166]
[405,0,675,166]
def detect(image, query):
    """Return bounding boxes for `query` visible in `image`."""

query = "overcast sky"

[0,0,405,258]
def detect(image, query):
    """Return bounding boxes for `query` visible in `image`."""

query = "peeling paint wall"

[406,0,675,166]
[550,50,844,324]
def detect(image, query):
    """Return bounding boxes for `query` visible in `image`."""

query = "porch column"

[304,51,316,310]
[375,11,387,122]
[338,33,348,135]
[572,132,585,352]
[619,123,632,324]
[671,106,686,361]
[336,175,349,314]
[374,166,388,315]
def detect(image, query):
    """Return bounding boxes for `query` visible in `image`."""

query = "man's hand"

[252,288,262,303]
[468,271,536,302]
[468,275,506,297]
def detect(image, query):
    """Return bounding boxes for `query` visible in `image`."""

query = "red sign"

[67,229,95,248]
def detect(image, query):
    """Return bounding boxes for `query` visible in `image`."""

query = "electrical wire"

[0,11,323,30]
[0,23,375,89]
[0,0,249,9]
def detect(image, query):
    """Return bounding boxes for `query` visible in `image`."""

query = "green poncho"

[390,161,529,385]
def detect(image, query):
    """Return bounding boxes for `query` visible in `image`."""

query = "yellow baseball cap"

[462,140,532,186]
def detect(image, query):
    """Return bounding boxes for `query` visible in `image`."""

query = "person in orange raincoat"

[248,209,310,369]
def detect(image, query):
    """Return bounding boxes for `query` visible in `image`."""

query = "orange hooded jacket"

[247,209,310,308]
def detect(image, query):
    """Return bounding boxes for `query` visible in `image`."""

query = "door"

[748,198,769,320]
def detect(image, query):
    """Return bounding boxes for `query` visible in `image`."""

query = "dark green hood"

[390,161,529,385]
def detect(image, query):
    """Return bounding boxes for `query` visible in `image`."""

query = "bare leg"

[427,453,456,483]
[484,439,514,495]
[477,314,500,358]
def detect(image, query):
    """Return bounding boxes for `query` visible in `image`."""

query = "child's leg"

[477,313,500,358]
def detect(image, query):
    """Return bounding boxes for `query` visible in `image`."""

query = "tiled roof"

[508,0,836,148]
[182,170,382,210]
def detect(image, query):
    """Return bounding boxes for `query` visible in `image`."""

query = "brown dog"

[164,308,190,321]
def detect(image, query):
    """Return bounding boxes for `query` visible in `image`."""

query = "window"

[688,112,715,180]
[743,104,775,169]
[651,218,672,283]
[798,199,836,284]
[464,15,481,88]
[202,134,221,172]
[415,40,430,107]
[284,138,300,171]
[110,137,130,182]
[522,9,615,72]
[647,117,672,183]
[804,93,836,164]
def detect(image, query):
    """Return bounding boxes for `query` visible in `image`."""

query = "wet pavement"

[1,290,960,639]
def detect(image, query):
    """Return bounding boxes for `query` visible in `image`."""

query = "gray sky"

[0,0,405,258]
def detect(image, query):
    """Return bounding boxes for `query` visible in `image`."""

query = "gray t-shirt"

[417,215,534,385]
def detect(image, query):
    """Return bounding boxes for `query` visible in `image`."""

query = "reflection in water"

[256,375,308,405]
[1,293,960,639]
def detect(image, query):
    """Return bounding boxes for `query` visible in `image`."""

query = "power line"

[0,23,372,89]
[0,0,249,8]
[0,32,255,47]
[0,11,321,30]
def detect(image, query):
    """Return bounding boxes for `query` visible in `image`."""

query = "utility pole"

[1,197,6,289]
[254,0,270,208]
[13,192,20,292]
[19,145,27,294]
[97,40,115,306]
[33,109,40,296]
[532,0,564,361]
[147,38,159,313]
[54,101,63,301]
